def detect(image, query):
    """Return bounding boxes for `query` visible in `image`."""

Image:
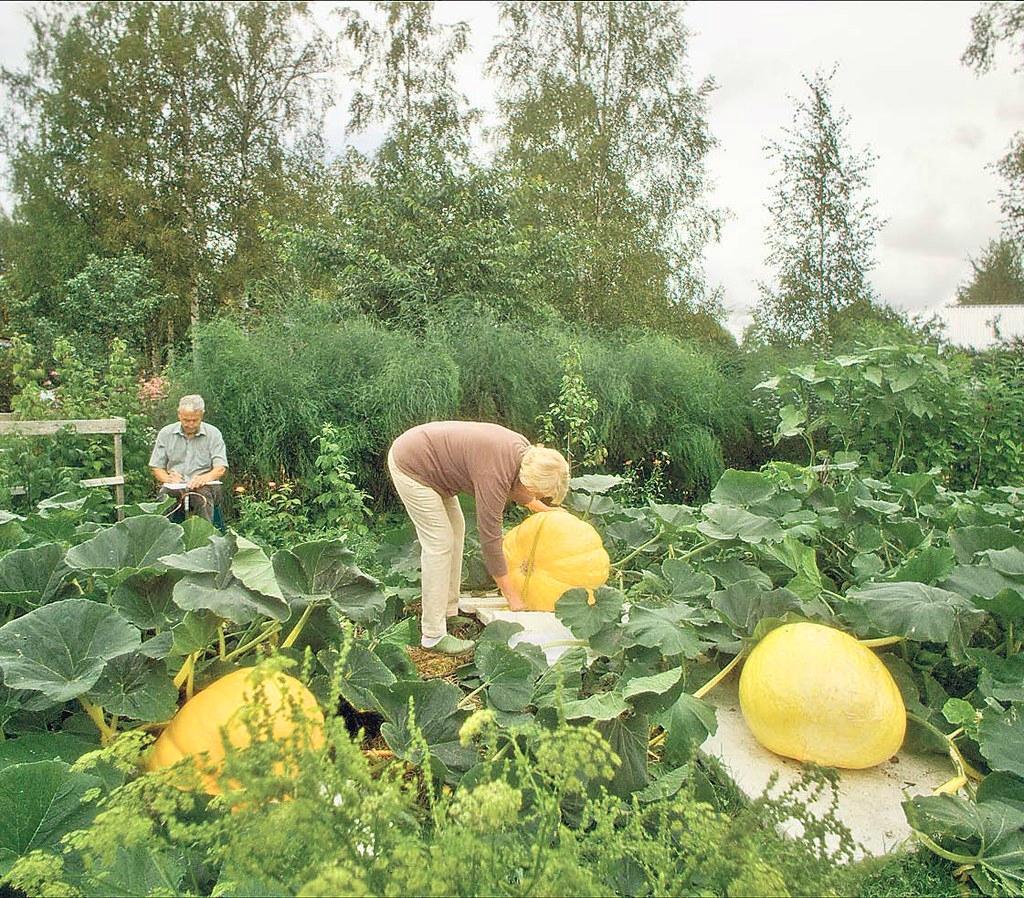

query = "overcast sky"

[2,1,1022,335]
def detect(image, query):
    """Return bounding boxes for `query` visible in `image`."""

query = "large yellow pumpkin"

[148,667,325,793]
[502,509,610,611]
[738,622,905,769]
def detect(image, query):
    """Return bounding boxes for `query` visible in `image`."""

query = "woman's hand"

[493,573,526,611]
[526,498,553,513]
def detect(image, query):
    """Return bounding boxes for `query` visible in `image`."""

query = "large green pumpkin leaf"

[374,681,476,776]
[758,535,823,598]
[475,641,537,713]
[968,649,1024,703]
[970,589,1024,626]
[172,575,290,625]
[704,559,772,589]
[110,572,181,630]
[181,516,217,551]
[159,533,230,574]
[854,497,903,516]
[562,692,629,721]
[65,515,184,577]
[0,733,97,772]
[621,605,709,658]
[979,705,1024,779]
[888,547,956,585]
[86,653,179,721]
[655,693,718,766]
[648,504,698,530]
[568,474,623,495]
[903,794,1024,895]
[532,647,586,710]
[697,505,785,544]
[985,547,1024,578]
[232,535,284,601]
[169,611,220,655]
[949,526,1023,564]
[598,711,649,797]
[165,534,290,625]
[710,581,801,638]
[846,582,980,643]
[0,759,101,876]
[0,599,140,703]
[710,470,777,507]
[0,543,70,609]
[944,565,1024,603]
[78,844,186,898]
[621,667,684,715]
[273,540,386,624]
[659,559,715,599]
[555,587,623,641]
[318,644,396,711]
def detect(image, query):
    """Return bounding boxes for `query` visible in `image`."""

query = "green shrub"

[177,308,765,507]
[0,336,156,509]
[950,344,1024,489]
[440,311,564,435]
[177,312,460,502]
[582,332,754,501]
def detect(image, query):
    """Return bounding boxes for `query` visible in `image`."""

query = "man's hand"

[187,466,225,491]
[151,467,184,485]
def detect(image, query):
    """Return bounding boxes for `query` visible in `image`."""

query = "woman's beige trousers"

[387,448,466,641]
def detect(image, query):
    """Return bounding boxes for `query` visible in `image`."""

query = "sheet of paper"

[164,480,221,491]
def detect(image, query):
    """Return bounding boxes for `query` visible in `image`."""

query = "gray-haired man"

[148,394,228,521]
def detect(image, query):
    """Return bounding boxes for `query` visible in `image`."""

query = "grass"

[841,849,966,897]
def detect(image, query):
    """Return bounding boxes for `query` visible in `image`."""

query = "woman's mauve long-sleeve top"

[390,421,533,577]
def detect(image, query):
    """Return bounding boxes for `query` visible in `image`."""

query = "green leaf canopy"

[273,540,386,624]
[162,534,290,625]
[0,599,140,703]
[0,543,70,609]
[0,759,101,876]
[65,515,184,577]
[846,582,981,643]
[85,652,179,721]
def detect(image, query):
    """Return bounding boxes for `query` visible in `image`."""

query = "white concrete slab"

[459,593,582,664]
[701,678,955,859]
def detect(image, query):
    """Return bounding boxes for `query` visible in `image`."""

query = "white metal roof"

[938,304,1024,350]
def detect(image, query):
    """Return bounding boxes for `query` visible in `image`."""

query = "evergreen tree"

[753,71,881,346]
[957,237,1024,305]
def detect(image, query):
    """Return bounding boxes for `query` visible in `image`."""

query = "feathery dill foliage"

[4,671,854,897]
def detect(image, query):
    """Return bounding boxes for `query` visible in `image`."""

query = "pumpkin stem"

[281,603,316,650]
[173,652,196,689]
[79,698,116,745]
[858,635,903,648]
[906,712,983,785]
[693,651,745,700]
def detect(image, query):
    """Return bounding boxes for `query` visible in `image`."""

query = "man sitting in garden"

[148,394,228,522]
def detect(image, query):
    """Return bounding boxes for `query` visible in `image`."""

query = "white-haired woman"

[388,421,570,654]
